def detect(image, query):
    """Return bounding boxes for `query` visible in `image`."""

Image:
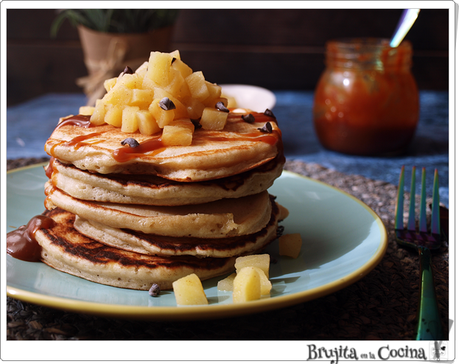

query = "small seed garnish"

[120,66,134,76]
[258,122,273,133]
[149,283,161,297]
[264,109,275,118]
[159,97,176,111]
[191,118,202,129]
[276,225,285,237]
[215,101,229,113]
[121,138,140,148]
[241,114,255,123]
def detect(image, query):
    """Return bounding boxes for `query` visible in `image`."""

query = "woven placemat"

[6,158,449,340]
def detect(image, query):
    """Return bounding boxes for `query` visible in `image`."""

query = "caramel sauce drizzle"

[113,112,279,162]
[44,157,56,179]
[57,114,93,129]
[50,112,280,163]
[113,135,166,162]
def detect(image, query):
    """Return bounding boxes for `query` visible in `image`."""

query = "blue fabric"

[7,91,449,207]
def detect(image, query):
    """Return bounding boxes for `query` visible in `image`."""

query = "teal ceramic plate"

[7,164,387,320]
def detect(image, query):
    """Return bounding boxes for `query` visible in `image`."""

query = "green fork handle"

[416,247,445,340]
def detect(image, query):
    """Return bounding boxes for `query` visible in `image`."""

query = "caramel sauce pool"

[7,215,55,262]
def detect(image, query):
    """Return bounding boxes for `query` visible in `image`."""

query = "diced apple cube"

[104,77,118,93]
[186,71,210,102]
[185,98,206,120]
[141,74,156,91]
[172,273,208,305]
[232,267,261,303]
[164,69,191,99]
[136,110,160,136]
[79,105,95,116]
[278,204,290,221]
[148,98,175,128]
[117,73,142,89]
[217,273,237,291]
[130,89,154,109]
[135,61,149,77]
[224,95,238,108]
[203,81,222,106]
[252,267,272,295]
[147,51,174,87]
[121,106,139,133]
[235,254,270,279]
[104,105,123,127]
[89,100,107,125]
[152,89,188,119]
[162,124,193,146]
[200,107,228,130]
[169,49,181,60]
[279,233,302,258]
[103,85,132,105]
[169,118,195,132]
[171,58,193,79]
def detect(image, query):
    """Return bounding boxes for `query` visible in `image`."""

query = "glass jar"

[313,38,419,156]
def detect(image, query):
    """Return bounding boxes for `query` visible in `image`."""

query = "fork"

[395,166,444,340]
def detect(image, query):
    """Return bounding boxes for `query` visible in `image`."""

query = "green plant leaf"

[51,9,179,35]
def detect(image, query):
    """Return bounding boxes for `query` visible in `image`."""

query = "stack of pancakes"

[38,110,287,290]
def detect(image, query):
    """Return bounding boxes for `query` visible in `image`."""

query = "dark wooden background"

[7,9,449,106]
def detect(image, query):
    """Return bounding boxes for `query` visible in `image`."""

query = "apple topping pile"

[82,50,229,146]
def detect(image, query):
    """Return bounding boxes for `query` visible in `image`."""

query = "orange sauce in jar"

[313,38,419,156]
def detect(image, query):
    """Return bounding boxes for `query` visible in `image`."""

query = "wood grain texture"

[7,9,449,105]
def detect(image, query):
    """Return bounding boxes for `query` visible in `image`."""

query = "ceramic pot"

[77,25,175,105]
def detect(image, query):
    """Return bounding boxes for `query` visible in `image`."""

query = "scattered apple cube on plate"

[217,272,237,291]
[235,254,270,278]
[232,266,261,303]
[252,267,272,295]
[279,233,303,258]
[172,273,208,305]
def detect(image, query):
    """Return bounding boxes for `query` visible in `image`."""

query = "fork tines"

[395,165,440,235]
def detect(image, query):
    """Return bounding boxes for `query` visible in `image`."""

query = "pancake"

[48,155,284,206]
[73,196,282,257]
[44,111,282,181]
[45,183,273,238]
[36,208,236,290]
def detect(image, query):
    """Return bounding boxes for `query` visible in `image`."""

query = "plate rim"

[6,164,388,321]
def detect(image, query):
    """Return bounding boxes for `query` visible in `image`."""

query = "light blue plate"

[7,164,387,320]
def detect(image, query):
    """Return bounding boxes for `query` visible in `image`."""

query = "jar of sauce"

[313,38,419,156]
